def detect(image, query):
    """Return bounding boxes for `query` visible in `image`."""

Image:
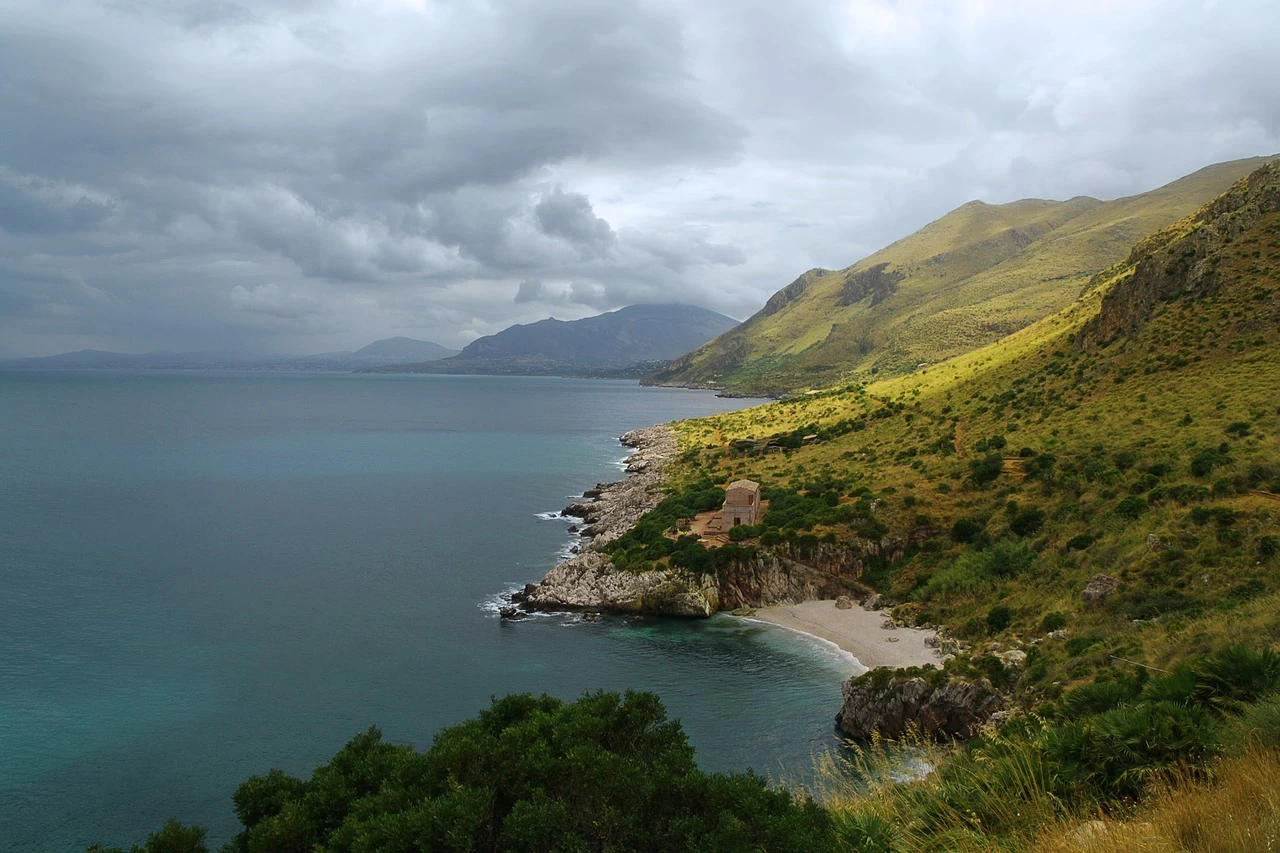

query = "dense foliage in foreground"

[826,645,1280,851]
[91,645,1280,852]
[91,691,833,853]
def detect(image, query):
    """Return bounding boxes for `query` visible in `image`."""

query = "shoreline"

[512,422,943,672]
[746,601,942,670]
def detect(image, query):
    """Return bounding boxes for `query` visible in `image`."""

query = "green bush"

[969,452,1004,486]
[951,517,985,543]
[1041,611,1068,632]
[986,605,1014,634]
[1113,449,1138,471]
[1059,679,1143,718]
[1191,445,1230,478]
[1010,507,1046,537]
[89,821,209,853]
[1064,533,1094,552]
[104,692,835,853]
[1113,495,1148,520]
[831,811,900,852]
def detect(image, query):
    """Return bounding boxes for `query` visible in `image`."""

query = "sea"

[0,371,860,851]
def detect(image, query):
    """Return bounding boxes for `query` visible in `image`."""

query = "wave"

[739,616,867,675]
[535,510,570,521]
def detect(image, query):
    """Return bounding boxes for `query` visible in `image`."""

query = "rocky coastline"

[501,422,1000,741]
[506,424,722,618]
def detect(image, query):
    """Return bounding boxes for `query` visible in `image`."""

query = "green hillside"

[677,158,1280,665]
[649,156,1272,395]
[655,159,1280,849]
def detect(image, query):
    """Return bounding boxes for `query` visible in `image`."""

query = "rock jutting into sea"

[515,424,722,617]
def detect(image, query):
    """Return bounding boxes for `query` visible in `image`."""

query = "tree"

[103,692,834,853]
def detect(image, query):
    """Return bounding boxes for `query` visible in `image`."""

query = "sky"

[1,0,1278,356]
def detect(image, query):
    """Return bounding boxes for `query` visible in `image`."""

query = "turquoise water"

[0,372,859,851]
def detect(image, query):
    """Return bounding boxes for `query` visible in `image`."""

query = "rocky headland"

[512,425,722,617]
[506,422,1001,741]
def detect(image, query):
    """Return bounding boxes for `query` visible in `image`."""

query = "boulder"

[995,649,1027,669]
[498,607,526,621]
[835,595,854,610]
[835,674,1001,740]
[862,593,883,611]
[1082,574,1120,606]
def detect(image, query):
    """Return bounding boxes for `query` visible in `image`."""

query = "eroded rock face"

[1082,573,1120,606]
[835,674,1001,740]
[529,551,720,616]
[1077,160,1280,350]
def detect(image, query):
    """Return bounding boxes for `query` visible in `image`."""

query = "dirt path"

[953,420,966,457]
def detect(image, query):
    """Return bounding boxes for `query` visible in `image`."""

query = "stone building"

[721,479,761,528]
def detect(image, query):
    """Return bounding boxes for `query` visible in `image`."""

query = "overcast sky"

[1,0,1277,355]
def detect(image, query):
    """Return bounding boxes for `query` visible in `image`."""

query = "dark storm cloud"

[535,190,617,258]
[0,0,1278,354]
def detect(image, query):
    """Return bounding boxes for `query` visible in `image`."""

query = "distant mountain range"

[0,337,459,371]
[368,304,740,376]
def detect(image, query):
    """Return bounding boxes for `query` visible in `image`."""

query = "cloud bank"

[1,0,1277,354]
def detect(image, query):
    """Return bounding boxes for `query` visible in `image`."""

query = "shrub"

[1113,495,1148,520]
[830,812,900,853]
[1010,507,1046,537]
[986,605,1014,634]
[1059,679,1142,718]
[1113,449,1138,471]
[951,517,985,543]
[1064,533,1094,552]
[1225,421,1252,437]
[1259,535,1279,560]
[1191,446,1230,478]
[969,452,1004,486]
[1190,646,1280,712]
[1041,611,1068,632]
[106,692,836,853]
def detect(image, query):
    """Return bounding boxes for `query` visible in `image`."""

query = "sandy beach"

[749,601,942,670]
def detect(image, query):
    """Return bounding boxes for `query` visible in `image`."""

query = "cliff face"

[1078,160,1280,349]
[835,674,1001,740]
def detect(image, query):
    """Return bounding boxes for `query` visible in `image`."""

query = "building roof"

[726,479,760,492]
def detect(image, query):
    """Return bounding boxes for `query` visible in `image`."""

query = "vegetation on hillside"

[649,157,1270,395]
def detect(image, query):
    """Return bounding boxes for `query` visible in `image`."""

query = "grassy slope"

[659,160,1280,851]
[673,160,1280,685]
[652,157,1271,395]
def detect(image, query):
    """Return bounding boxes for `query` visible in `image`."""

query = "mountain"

[0,338,458,371]
[350,337,458,361]
[648,156,1273,395]
[372,304,740,375]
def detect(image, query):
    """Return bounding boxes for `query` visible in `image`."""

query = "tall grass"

[1035,748,1280,852]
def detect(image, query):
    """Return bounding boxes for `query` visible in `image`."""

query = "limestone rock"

[835,674,1001,740]
[862,593,883,611]
[1082,574,1120,606]
[835,595,854,610]
[995,649,1027,668]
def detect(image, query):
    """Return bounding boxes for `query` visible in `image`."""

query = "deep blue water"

[0,371,858,851]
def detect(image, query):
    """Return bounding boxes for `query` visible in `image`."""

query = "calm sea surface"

[0,371,858,850]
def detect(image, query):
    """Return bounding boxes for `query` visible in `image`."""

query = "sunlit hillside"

[650,157,1272,395]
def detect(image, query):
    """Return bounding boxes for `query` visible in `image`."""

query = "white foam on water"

[535,510,569,521]
[739,616,868,676]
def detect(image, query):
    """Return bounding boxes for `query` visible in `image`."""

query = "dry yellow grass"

[1036,748,1280,853]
